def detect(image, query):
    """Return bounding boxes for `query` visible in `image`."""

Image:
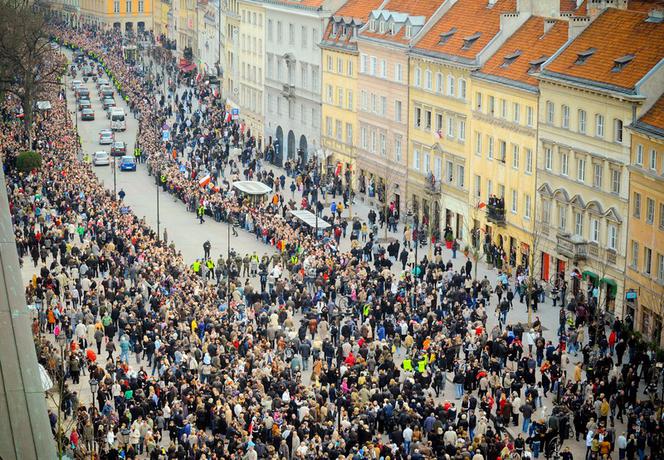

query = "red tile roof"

[543,8,664,91]
[335,0,384,18]
[638,94,664,130]
[358,0,443,44]
[479,17,568,87]
[414,0,517,59]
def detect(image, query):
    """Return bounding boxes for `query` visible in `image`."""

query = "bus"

[110,108,126,131]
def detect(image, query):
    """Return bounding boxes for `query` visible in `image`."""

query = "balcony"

[424,174,442,195]
[556,233,587,261]
[487,201,506,225]
[281,84,295,99]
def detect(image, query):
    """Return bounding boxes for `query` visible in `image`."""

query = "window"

[277,21,283,41]
[326,85,333,103]
[371,130,376,153]
[457,165,465,188]
[347,60,353,77]
[658,253,664,282]
[414,67,421,87]
[559,205,567,231]
[591,218,599,242]
[475,132,482,156]
[325,117,332,136]
[525,194,531,219]
[458,79,467,100]
[543,200,551,224]
[370,57,377,76]
[607,224,617,250]
[347,90,353,110]
[425,110,432,130]
[381,60,387,79]
[593,163,603,188]
[476,92,483,111]
[436,73,443,93]
[335,120,342,140]
[633,192,641,218]
[650,149,658,170]
[595,114,604,137]
[395,136,402,162]
[312,66,319,92]
[574,211,584,236]
[327,56,333,72]
[446,161,453,182]
[423,153,430,173]
[513,103,520,124]
[526,106,534,127]
[577,157,586,182]
[425,70,432,89]
[511,189,518,213]
[578,109,587,134]
[381,96,387,117]
[661,203,664,229]
[525,149,533,174]
[512,145,520,169]
[488,95,496,115]
[614,119,623,143]
[447,75,455,96]
[371,93,377,113]
[337,58,343,74]
[302,26,308,48]
[289,24,295,45]
[631,241,639,269]
[488,136,494,160]
[125,0,131,12]
[499,140,506,163]
[546,101,554,124]
[395,100,402,123]
[487,179,493,200]
[611,169,621,194]
[636,144,644,165]
[644,247,653,275]
[394,63,403,82]
[545,147,552,171]
[361,127,367,149]
[646,198,655,224]
[138,0,143,12]
[474,175,482,198]
[337,87,344,107]
[458,120,465,141]
[447,116,454,138]
[360,91,367,111]
[435,113,443,132]
[561,151,569,176]
[114,0,120,12]
[413,149,420,170]
[360,54,367,73]
[380,133,386,156]
[501,99,507,119]
[346,123,353,145]
[300,63,308,88]
[562,105,570,129]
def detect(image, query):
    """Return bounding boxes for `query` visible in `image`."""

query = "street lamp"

[89,378,98,458]
[56,332,67,460]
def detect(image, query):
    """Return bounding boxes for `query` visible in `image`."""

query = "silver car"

[92,151,110,166]
[99,130,114,145]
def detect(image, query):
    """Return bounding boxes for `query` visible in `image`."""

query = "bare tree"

[0,0,62,145]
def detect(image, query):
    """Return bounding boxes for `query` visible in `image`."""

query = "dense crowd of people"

[1,21,663,460]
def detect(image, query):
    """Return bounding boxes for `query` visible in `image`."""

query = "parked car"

[78,99,92,111]
[99,129,114,145]
[110,141,126,156]
[92,151,110,166]
[76,88,90,101]
[96,78,109,88]
[81,108,95,121]
[119,155,137,171]
[100,88,114,100]
[70,79,82,91]
[102,98,115,110]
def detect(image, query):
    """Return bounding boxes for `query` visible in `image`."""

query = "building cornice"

[472,71,538,95]
[539,70,647,102]
[629,121,664,141]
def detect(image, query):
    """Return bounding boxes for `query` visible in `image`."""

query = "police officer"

[197,204,205,224]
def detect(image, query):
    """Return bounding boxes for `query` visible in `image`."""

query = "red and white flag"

[198,175,211,187]
[224,112,231,123]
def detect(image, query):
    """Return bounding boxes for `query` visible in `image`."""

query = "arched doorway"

[287,130,296,162]
[275,126,283,166]
[299,135,308,163]
[113,22,121,30]
[137,21,145,32]
[125,22,133,33]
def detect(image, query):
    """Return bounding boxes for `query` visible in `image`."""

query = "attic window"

[379,21,385,33]
[528,56,548,73]
[500,50,522,68]
[332,23,338,37]
[612,54,635,72]
[389,23,395,35]
[462,32,481,50]
[574,48,596,65]
[405,25,412,39]
[369,19,376,32]
[438,27,457,44]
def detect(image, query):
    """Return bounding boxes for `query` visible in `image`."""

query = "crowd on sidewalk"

[1,21,662,460]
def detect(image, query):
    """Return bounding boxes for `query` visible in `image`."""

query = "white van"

[110,108,126,131]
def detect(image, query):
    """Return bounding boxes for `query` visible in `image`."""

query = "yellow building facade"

[79,0,154,32]
[238,0,265,147]
[625,97,664,347]
[224,0,241,105]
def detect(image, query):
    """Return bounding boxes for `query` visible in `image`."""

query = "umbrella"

[86,349,97,362]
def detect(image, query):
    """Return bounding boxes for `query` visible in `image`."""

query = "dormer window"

[500,50,522,68]
[612,54,635,72]
[389,23,395,35]
[405,25,412,39]
[438,27,457,44]
[462,32,481,50]
[369,19,376,32]
[528,56,547,73]
[332,22,338,37]
[575,48,596,65]
[379,20,385,33]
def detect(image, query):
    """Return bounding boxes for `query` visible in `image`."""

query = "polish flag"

[198,175,211,187]
[224,112,231,123]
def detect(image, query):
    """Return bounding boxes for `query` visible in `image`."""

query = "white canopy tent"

[232,181,272,196]
[290,210,331,230]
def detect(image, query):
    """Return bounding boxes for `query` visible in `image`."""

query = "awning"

[232,181,272,196]
[289,210,331,230]
[600,277,618,297]
[582,270,599,283]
